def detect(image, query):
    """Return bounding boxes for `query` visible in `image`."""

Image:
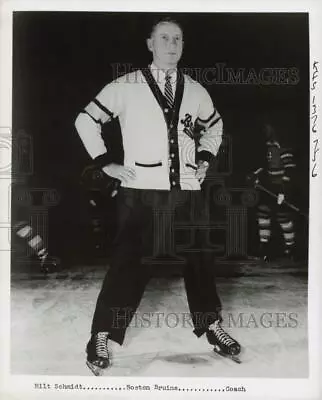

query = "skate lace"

[96,332,110,359]
[212,321,236,347]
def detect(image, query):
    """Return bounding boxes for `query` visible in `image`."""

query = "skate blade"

[213,346,242,364]
[229,355,242,364]
[86,361,104,376]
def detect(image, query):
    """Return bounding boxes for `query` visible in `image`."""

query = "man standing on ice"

[75,17,241,375]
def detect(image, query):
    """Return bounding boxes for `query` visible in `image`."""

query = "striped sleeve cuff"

[92,153,114,168]
[196,150,215,163]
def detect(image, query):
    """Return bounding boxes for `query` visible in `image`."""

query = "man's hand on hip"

[195,161,209,184]
[103,163,136,185]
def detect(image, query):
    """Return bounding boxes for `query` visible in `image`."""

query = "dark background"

[11,12,309,268]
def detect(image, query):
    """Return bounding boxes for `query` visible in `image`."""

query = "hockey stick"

[254,183,308,219]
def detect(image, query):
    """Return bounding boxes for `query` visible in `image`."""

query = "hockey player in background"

[249,123,296,262]
[13,218,58,274]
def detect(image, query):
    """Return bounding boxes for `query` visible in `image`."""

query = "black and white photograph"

[0,1,321,399]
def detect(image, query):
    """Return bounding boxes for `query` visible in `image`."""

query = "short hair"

[149,16,184,38]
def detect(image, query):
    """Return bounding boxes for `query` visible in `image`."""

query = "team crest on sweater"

[180,113,195,139]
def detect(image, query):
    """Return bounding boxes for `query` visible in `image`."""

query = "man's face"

[147,22,184,68]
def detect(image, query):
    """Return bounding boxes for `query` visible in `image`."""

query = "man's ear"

[146,37,153,52]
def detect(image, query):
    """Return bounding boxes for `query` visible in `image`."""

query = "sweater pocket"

[135,161,163,168]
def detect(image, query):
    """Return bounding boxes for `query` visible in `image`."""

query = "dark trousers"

[91,187,222,345]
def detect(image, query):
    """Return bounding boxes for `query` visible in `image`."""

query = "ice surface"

[10,273,308,377]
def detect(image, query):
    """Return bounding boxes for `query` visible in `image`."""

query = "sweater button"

[164,108,169,113]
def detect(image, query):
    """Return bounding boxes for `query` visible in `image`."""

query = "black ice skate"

[206,320,242,364]
[86,332,111,376]
[259,243,270,263]
[39,251,59,274]
[283,246,295,263]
